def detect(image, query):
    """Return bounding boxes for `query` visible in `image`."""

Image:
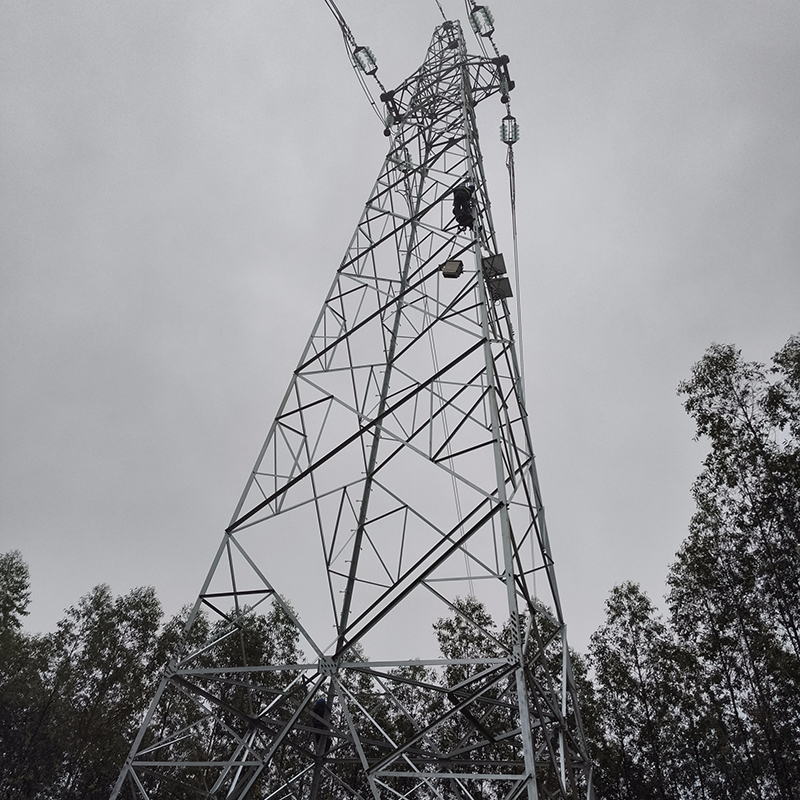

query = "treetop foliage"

[0,550,30,633]
[588,334,800,799]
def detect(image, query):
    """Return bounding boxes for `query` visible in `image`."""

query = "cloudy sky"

[1,0,798,653]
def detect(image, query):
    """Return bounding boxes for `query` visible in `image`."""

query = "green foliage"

[0,565,316,799]
[139,600,307,799]
[0,550,30,633]
[669,337,800,798]
[0,576,165,800]
[0,552,48,798]
[46,585,163,799]
[587,334,800,799]
[589,582,685,799]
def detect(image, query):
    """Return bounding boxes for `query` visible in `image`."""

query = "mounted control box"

[441,259,464,279]
[482,253,513,299]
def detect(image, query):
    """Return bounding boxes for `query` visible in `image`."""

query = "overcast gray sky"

[1,0,798,653]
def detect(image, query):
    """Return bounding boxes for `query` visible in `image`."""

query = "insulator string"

[323,0,388,127]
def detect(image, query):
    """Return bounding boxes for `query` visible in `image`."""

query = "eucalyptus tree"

[0,550,49,799]
[667,336,800,799]
[0,568,165,800]
[587,582,688,800]
[46,584,164,800]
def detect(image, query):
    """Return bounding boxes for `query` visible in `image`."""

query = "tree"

[667,337,800,799]
[123,599,309,799]
[0,550,30,634]
[0,570,166,800]
[0,559,315,800]
[43,584,164,800]
[585,335,800,800]
[0,551,50,798]
[588,582,688,800]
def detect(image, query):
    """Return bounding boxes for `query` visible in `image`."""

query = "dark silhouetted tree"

[667,336,800,799]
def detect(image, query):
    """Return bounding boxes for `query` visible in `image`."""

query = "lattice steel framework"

[113,19,594,800]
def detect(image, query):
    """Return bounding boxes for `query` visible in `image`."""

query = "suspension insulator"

[353,45,378,75]
[469,5,495,38]
[500,114,519,145]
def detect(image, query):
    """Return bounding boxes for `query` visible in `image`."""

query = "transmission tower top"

[325,2,518,136]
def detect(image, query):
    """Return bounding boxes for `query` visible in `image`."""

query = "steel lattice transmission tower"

[113,18,594,800]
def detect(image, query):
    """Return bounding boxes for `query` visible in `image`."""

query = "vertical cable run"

[507,141,526,397]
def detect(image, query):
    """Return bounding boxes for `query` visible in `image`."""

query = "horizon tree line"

[1,334,798,799]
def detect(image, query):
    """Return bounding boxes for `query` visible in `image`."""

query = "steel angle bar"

[337,681,401,751]
[236,478,367,531]
[327,528,361,576]
[269,430,312,486]
[171,624,244,668]
[375,771,523,781]
[424,573,499,584]
[262,764,315,800]
[444,727,524,760]
[359,530,401,584]
[197,598,248,626]
[338,196,454,273]
[168,675,277,738]
[421,585,509,652]
[366,504,407,525]
[367,431,500,503]
[126,768,152,800]
[520,667,562,733]
[245,676,325,765]
[319,281,368,316]
[129,765,203,798]
[337,657,507,671]
[328,568,391,591]
[422,160,472,183]
[199,587,281,622]
[364,376,496,468]
[368,663,516,775]
[389,297,487,364]
[175,675,290,700]
[433,437,496,464]
[294,374,419,451]
[176,663,318,677]
[382,358,486,418]
[335,502,502,653]
[437,299,490,335]
[404,366,489,450]
[134,720,213,758]
[363,476,498,571]
[444,662,517,700]
[323,484,360,566]
[230,338,487,533]
[222,535,325,659]
[296,268,441,375]
[132,760,263,769]
[274,389,331,425]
